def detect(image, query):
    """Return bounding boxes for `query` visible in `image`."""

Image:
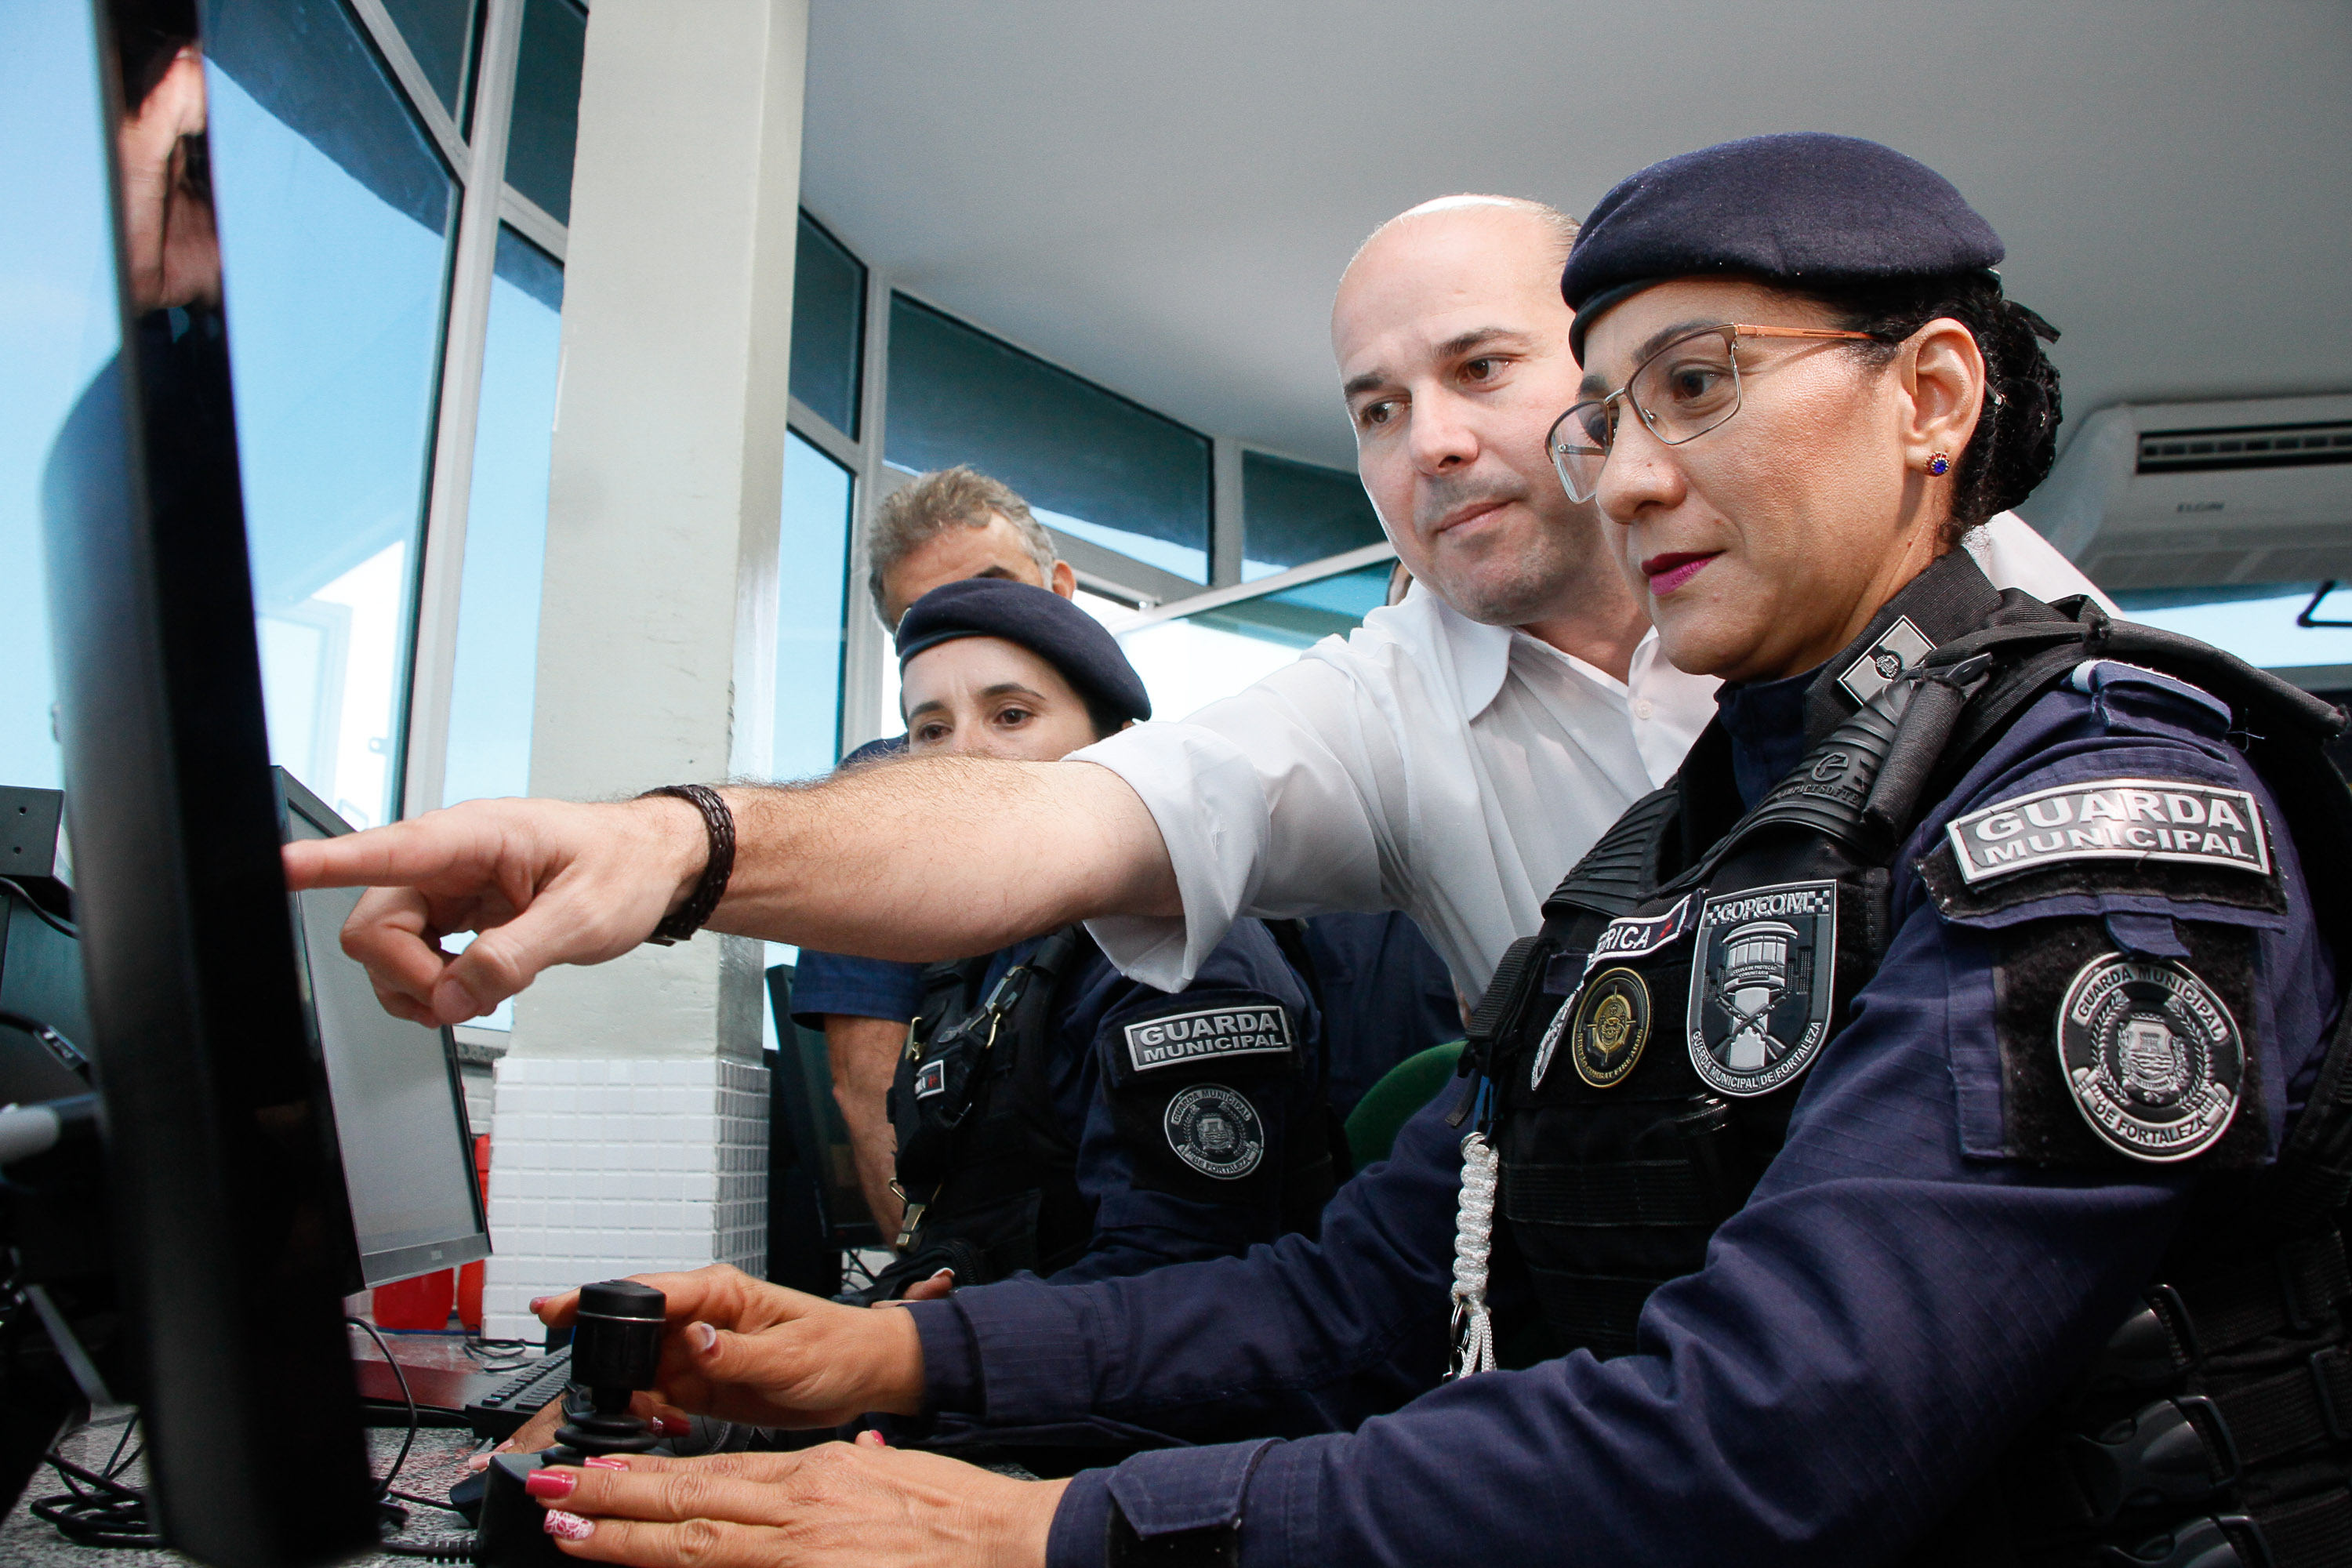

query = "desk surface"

[3,1407,485,1566]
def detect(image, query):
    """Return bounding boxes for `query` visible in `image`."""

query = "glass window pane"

[506,0,585,223]
[208,0,459,829]
[2112,584,2352,673]
[444,227,564,810]
[886,295,1210,583]
[775,431,852,781]
[379,0,477,121]
[790,212,866,437]
[1242,448,1384,581]
[0,0,118,789]
[1117,563,1392,722]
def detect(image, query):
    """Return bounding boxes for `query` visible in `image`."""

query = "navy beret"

[1563,132,2004,361]
[896,578,1151,724]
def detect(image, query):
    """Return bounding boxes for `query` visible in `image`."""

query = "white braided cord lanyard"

[1447,1130,1499,1378]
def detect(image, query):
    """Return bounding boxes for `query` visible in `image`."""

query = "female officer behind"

[512,136,2351,1568]
[866,576,1337,1298]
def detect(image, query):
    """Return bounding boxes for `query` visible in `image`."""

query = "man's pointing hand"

[280,796,707,1026]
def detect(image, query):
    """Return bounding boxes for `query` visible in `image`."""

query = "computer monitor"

[6,0,380,1555]
[278,769,489,1288]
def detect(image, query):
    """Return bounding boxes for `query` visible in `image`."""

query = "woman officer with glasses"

[507,136,2352,1568]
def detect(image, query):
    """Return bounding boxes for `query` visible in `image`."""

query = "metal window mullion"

[498,187,569,263]
[347,0,468,172]
[1211,435,1244,587]
[1105,539,1398,633]
[786,397,858,469]
[401,0,528,819]
[837,270,896,752]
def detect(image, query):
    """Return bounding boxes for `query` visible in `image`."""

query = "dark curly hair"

[1801,271,2063,546]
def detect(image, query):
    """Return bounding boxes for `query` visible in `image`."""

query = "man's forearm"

[701,757,1178,960]
[824,1014,908,1236]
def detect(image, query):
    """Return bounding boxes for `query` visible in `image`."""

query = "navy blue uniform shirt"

[1289,912,1461,1120]
[904,664,2339,1566]
[959,918,1327,1287]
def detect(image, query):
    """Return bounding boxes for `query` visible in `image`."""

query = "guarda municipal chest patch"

[1123,1004,1293,1073]
[2056,953,2243,1162]
[1686,880,1838,1098]
[1944,778,2270,887]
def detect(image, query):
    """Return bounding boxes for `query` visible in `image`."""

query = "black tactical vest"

[879,927,1098,1296]
[1465,560,2352,1566]
[877,926,1340,1301]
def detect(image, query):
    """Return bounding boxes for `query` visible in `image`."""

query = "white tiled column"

[481,1057,771,1341]
[477,0,808,1335]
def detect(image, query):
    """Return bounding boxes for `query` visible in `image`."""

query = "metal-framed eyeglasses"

[1546,323,1882,503]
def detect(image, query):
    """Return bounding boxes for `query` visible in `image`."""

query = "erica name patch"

[1124,1004,1294,1073]
[1944,778,2270,885]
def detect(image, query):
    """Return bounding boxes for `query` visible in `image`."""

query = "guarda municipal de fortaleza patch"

[2057,953,2243,1163]
[1123,1003,1293,1074]
[1163,1083,1266,1179]
[1944,778,2270,886]
[1687,880,1838,1098]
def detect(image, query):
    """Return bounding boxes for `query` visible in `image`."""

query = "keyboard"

[349,1343,573,1439]
[462,1345,575,1439]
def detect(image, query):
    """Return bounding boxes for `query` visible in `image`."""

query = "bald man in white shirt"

[287,195,2109,1022]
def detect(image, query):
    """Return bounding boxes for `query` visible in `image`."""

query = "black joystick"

[475,1280,669,1567]
[550,1279,667,1459]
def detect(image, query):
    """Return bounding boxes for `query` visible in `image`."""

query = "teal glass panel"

[506,0,584,223]
[886,294,1210,583]
[379,0,477,119]
[791,212,865,437]
[1242,449,1383,581]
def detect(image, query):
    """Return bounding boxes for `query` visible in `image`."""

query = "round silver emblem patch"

[2056,953,2242,1163]
[1164,1083,1266,1179]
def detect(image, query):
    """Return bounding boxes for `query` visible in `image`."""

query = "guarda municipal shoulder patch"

[1124,1003,1294,1074]
[2056,953,2243,1162]
[1944,778,2270,887]
[1163,1083,1265,1179]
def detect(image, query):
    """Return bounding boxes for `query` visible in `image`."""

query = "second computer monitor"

[278,769,489,1288]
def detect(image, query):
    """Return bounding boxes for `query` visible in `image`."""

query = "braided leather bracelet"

[637,783,735,945]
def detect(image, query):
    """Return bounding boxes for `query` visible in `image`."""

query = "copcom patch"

[1944,779,2270,887]
[1123,1004,1294,1074]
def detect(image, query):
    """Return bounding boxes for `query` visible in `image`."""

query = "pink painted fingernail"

[524,1469,575,1500]
[687,1322,717,1353]
[528,1297,550,1313]
[855,1428,887,1447]
[543,1509,595,1542]
[583,1455,628,1470]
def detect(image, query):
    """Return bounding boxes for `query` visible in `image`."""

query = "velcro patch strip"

[1944,778,2270,887]
[1123,1004,1294,1073]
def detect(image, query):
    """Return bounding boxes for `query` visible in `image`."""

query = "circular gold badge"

[1572,967,1652,1088]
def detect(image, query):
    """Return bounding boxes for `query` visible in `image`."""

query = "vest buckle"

[2068,1396,2240,1524]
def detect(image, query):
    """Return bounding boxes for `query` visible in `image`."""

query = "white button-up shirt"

[1077,514,2111,995]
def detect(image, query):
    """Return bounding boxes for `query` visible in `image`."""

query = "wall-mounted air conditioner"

[2017,393,2352,592]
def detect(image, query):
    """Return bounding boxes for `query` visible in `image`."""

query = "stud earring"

[1927,452,1951,477]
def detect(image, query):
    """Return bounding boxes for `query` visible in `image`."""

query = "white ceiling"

[800,0,2352,475]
